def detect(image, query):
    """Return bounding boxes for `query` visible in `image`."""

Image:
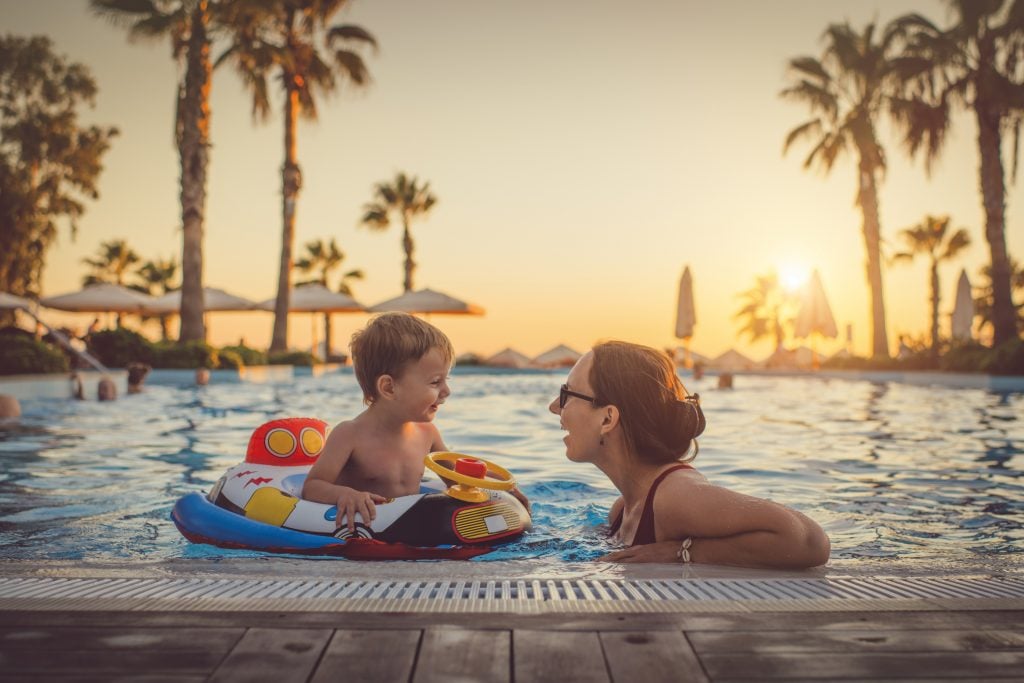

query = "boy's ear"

[376,374,396,400]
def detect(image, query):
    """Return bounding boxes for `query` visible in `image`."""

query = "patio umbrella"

[369,288,485,316]
[0,292,32,310]
[40,283,154,327]
[40,283,154,313]
[793,270,838,369]
[258,284,366,359]
[532,344,581,368]
[145,287,262,314]
[950,269,975,342]
[674,266,696,367]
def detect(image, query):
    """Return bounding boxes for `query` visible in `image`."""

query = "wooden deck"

[2,608,1022,681]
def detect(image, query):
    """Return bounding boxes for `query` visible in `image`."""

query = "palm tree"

[892,1,1024,346]
[781,22,907,359]
[219,0,377,351]
[294,238,363,357]
[83,239,142,286]
[976,257,1024,336]
[90,0,213,343]
[82,239,142,327]
[134,256,180,340]
[360,172,437,293]
[734,272,794,351]
[891,215,971,358]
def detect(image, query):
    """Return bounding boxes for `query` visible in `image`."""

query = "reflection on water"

[0,369,1021,569]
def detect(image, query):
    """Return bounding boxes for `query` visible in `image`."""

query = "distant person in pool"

[550,340,830,569]
[302,313,526,533]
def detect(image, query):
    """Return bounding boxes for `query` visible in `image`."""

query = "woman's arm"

[604,479,829,569]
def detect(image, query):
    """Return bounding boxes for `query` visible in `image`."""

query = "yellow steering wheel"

[425,452,515,502]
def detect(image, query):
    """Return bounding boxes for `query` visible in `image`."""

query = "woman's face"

[549,351,604,462]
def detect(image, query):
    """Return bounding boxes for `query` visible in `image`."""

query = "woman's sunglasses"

[558,384,596,409]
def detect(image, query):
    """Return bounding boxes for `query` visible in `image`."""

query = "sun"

[779,263,810,292]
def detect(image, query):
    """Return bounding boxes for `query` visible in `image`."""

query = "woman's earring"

[599,436,605,446]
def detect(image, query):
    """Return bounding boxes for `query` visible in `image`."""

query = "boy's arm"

[302,422,385,531]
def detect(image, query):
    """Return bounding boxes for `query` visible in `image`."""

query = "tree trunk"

[974,101,1017,346]
[270,84,301,352]
[857,155,890,358]
[177,0,210,343]
[402,213,415,293]
[929,258,940,360]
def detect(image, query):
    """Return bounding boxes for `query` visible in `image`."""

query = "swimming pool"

[1,367,1021,575]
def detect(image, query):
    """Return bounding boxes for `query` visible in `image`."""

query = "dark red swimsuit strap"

[608,463,693,545]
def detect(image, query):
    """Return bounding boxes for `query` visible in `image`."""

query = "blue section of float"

[171,492,346,553]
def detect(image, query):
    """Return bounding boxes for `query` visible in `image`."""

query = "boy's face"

[391,346,451,421]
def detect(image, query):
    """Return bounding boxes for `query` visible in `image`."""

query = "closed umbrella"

[793,270,838,369]
[950,269,975,342]
[369,288,485,316]
[674,266,696,367]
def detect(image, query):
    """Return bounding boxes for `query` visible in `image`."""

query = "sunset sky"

[6,0,1024,360]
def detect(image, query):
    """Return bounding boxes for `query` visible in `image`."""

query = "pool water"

[1,368,1022,572]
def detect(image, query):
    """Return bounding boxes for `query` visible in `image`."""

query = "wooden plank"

[5,609,1024,632]
[0,676,207,682]
[412,628,509,683]
[0,649,222,676]
[600,631,707,683]
[0,625,243,652]
[690,628,1024,653]
[208,628,332,683]
[513,630,608,683]
[311,629,419,683]
[701,651,1024,679]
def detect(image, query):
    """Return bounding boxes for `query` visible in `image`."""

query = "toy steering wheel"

[424,452,516,491]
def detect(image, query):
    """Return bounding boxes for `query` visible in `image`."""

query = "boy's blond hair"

[350,312,454,403]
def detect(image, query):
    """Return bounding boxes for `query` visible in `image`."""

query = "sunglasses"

[558,384,596,410]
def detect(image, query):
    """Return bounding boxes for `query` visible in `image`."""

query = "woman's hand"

[599,541,683,563]
[334,486,387,532]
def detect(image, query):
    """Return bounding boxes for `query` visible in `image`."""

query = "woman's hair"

[589,340,706,464]
[350,312,454,403]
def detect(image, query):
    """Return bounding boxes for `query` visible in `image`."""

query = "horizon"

[4,0,1023,359]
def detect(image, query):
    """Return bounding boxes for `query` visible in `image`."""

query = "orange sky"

[6,0,1023,360]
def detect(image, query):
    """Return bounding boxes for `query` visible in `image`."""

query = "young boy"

[302,312,454,533]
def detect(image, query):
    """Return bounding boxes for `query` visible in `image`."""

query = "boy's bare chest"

[342,433,430,494]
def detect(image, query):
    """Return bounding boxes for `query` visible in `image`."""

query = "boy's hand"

[510,486,531,514]
[335,486,387,532]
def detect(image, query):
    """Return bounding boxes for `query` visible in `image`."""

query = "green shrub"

[940,342,991,373]
[220,344,266,366]
[267,350,318,367]
[86,328,155,367]
[0,336,69,375]
[152,340,219,369]
[217,349,244,370]
[986,338,1024,375]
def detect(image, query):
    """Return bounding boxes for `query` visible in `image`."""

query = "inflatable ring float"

[171,417,532,559]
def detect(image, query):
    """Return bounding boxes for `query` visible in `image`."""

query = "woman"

[550,340,829,568]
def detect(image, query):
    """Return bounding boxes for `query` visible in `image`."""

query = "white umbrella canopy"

[675,266,696,339]
[0,292,33,310]
[40,283,154,313]
[369,288,485,316]
[950,269,975,341]
[532,344,581,368]
[145,287,261,314]
[485,347,532,368]
[794,270,838,340]
[262,283,365,313]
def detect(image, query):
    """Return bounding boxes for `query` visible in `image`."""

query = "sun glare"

[779,263,810,292]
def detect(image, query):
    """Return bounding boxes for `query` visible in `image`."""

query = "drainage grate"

[0,576,1021,613]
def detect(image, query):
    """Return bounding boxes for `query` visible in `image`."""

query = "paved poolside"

[2,560,1022,681]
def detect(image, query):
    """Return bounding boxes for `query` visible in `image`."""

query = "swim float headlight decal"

[246,417,328,466]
